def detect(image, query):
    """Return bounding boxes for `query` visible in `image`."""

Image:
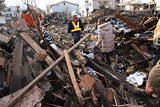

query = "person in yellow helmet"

[67,11,84,44]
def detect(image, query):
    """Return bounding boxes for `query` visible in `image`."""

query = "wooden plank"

[6,61,11,88]
[0,34,11,43]
[20,32,47,61]
[139,15,148,27]
[77,67,96,94]
[121,37,153,41]
[24,62,29,83]
[3,34,90,107]
[21,32,64,80]
[0,86,44,107]
[20,33,59,68]
[9,38,23,94]
[115,13,138,29]
[113,104,144,107]
[51,92,67,101]
[146,25,156,32]
[91,87,98,106]
[20,32,44,53]
[50,43,80,66]
[130,43,148,60]
[22,34,52,91]
[26,56,52,92]
[64,50,84,105]
[50,43,63,56]
[112,89,120,105]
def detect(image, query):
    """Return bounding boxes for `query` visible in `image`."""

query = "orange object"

[91,35,97,40]
[146,84,153,93]
[21,8,40,27]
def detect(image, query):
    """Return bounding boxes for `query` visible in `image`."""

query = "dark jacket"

[67,18,84,33]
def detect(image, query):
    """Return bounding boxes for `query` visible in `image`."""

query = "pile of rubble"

[43,12,70,27]
[0,7,160,107]
[83,6,154,26]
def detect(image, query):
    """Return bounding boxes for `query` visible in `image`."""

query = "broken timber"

[0,86,44,107]
[50,43,79,66]
[20,32,47,61]
[9,38,23,93]
[20,32,64,80]
[3,34,90,107]
[0,34,12,44]
[64,50,84,105]
[130,43,148,60]
[26,56,52,92]
[115,13,139,30]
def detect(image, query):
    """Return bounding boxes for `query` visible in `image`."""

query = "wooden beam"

[20,32,47,61]
[0,86,44,107]
[130,43,148,60]
[26,56,52,92]
[146,25,156,32]
[3,34,90,107]
[9,38,23,93]
[120,54,160,69]
[49,43,80,66]
[91,87,98,106]
[0,34,12,43]
[6,61,11,88]
[112,89,120,105]
[50,43,63,56]
[121,37,153,41]
[115,13,139,30]
[20,32,64,80]
[64,50,84,105]
[139,15,148,27]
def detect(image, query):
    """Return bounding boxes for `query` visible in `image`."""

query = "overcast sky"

[4,0,157,11]
[4,0,79,10]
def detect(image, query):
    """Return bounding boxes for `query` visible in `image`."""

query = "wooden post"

[9,38,23,93]
[3,34,90,107]
[64,50,84,105]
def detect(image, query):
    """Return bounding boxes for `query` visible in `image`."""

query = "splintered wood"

[64,50,84,105]
[1,86,44,107]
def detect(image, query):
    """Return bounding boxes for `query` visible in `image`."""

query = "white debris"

[126,72,147,87]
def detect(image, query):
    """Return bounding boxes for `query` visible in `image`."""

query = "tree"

[0,0,6,11]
